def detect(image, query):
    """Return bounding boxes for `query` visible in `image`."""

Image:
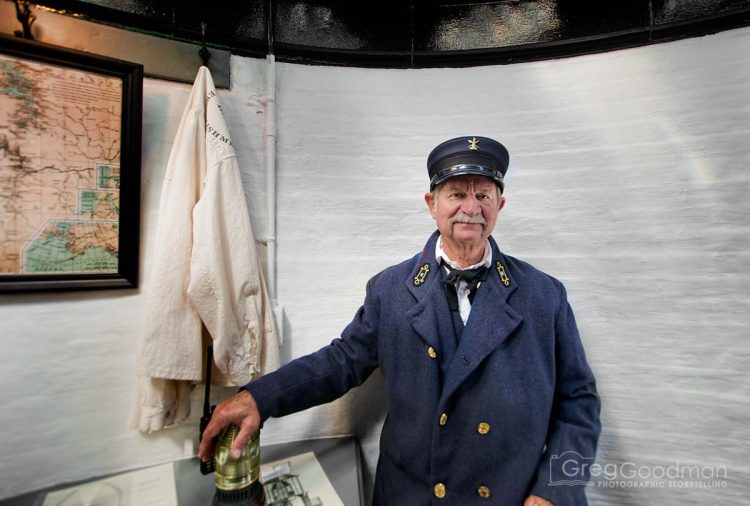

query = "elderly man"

[199,136,601,505]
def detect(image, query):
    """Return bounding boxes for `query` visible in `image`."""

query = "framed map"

[0,35,142,292]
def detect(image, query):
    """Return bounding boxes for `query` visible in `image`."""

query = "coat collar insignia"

[496,260,510,286]
[413,263,430,286]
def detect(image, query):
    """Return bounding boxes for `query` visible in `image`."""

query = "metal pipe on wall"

[264,0,284,345]
[264,52,283,344]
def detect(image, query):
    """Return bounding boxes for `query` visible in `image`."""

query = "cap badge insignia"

[468,137,479,151]
[413,263,430,286]
[496,261,510,286]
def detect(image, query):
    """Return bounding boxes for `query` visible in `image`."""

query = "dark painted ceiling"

[15,0,750,67]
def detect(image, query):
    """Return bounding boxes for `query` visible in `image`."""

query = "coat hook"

[199,22,211,67]
[13,0,36,40]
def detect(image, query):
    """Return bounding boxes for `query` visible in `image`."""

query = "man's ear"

[424,191,437,219]
[497,195,506,213]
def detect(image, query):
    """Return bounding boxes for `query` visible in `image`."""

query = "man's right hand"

[198,389,261,462]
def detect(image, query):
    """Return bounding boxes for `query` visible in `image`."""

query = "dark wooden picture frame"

[0,35,142,292]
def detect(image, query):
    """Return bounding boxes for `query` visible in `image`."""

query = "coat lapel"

[440,241,523,404]
[404,233,525,404]
[405,232,454,352]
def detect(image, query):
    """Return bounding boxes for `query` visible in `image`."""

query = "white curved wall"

[1,26,749,505]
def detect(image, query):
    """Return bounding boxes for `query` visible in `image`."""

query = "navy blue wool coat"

[247,231,601,505]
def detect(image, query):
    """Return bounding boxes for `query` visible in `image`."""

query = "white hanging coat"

[131,67,279,432]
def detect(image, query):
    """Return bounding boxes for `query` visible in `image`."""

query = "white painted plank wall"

[253,28,750,505]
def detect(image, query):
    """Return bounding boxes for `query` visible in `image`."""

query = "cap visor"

[430,164,504,189]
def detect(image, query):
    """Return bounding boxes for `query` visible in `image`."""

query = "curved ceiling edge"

[13,1,750,68]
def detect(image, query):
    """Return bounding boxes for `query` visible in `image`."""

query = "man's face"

[425,175,505,251]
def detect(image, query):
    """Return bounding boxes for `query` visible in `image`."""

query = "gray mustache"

[450,212,486,227]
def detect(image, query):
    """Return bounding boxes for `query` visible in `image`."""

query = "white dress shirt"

[435,236,492,324]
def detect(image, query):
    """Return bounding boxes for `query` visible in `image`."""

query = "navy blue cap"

[427,136,510,192]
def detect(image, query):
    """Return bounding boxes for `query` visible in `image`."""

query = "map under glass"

[0,53,122,275]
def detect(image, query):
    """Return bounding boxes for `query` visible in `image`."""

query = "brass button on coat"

[428,346,438,359]
[434,483,447,499]
[439,413,448,426]
[477,485,491,499]
[477,422,491,434]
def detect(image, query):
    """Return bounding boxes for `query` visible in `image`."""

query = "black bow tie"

[442,265,489,310]
[444,265,489,286]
